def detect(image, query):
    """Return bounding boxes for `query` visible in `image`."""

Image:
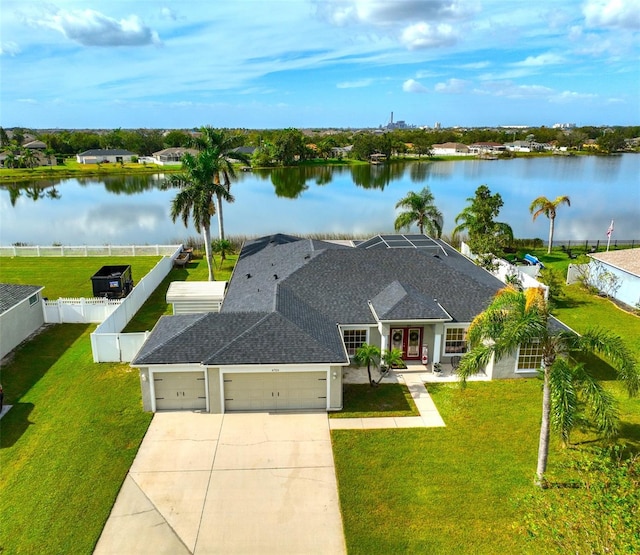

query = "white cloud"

[161,7,177,21]
[475,82,555,99]
[583,0,640,30]
[317,0,473,26]
[17,98,37,104]
[401,22,457,49]
[512,53,565,67]
[402,78,429,93]
[549,90,598,103]
[336,78,374,88]
[0,41,21,56]
[27,7,161,47]
[434,78,468,93]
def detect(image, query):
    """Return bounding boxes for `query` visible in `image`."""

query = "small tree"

[212,238,233,268]
[354,343,381,387]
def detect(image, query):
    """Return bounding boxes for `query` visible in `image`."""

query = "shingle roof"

[77,149,135,156]
[590,249,640,277]
[133,234,508,367]
[0,283,43,314]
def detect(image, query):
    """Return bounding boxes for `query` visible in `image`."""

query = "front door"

[390,327,422,360]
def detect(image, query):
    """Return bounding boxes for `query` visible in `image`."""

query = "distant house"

[150,147,198,166]
[23,140,47,150]
[76,149,136,164]
[588,250,640,308]
[432,142,470,156]
[0,283,45,359]
[468,142,505,155]
[504,140,544,153]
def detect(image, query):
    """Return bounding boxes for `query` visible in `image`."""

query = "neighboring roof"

[166,281,227,303]
[0,283,44,314]
[152,147,198,157]
[133,233,508,367]
[77,149,135,156]
[590,249,640,277]
[23,140,47,149]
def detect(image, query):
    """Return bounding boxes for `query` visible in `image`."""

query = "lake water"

[1,155,638,246]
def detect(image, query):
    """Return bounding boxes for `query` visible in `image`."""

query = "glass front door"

[390,327,422,360]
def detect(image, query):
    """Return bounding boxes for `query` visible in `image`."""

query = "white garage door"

[154,372,206,411]
[224,372,327,411]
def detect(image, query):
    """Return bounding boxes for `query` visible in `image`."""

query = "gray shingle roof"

[134,234,509,367]
[0,283,43,314]
[77,149,135,156]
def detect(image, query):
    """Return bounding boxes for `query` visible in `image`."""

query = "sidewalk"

[328,372,446,430]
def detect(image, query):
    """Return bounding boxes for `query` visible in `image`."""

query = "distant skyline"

[1,0,639,130]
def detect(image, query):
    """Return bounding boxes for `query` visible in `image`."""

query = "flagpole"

[606,220,614,252]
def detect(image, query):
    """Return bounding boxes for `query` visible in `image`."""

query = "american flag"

[606,220,614,238]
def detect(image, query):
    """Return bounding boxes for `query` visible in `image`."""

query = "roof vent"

[304,254,310,259]
[246,273,252,279]
[274,274,278,280]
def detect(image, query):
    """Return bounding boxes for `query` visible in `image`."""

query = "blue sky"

[1,0,638,129]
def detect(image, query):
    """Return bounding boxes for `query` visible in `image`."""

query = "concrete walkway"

[329,371,446,430]
[94,412,346,555]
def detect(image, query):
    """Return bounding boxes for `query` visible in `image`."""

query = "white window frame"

[443,326,468,356]
[516,341,544,373]
[342,327,369,357]
[29,293,39,306]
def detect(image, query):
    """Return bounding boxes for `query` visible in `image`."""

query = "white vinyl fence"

[90,250,180,362]
[0,244,181,257]
[44,297,122,323]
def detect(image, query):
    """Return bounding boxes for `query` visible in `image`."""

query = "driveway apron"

[94,411,346,555]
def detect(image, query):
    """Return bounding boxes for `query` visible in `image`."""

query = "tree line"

[2,124,638,164]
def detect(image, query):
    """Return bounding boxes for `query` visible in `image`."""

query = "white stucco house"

[132,234,566,414]
[0,284,45,359]
[431,142,470,156]
[588,249,640,308]
[150,147,198,166]
[76,149,136,164]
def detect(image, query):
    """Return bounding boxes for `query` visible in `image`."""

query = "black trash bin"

[91,265,134,298]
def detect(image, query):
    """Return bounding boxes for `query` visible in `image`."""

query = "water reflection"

[1,156,638,245]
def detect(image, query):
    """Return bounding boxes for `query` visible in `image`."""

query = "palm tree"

[354,343,382,386]
[530,196,571,254]
[166,151,232,281]
[394,186,443,237]
[457,287,638,486]
[191,126,250,241]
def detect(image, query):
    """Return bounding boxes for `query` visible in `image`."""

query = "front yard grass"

[0,324,152,554]
[0,256,162,299]
[330,383,420,418]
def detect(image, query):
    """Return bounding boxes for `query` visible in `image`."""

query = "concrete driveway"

[94,411,346,555]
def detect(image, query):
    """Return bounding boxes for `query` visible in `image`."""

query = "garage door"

[224,372,327,411]
[154,372,206,411]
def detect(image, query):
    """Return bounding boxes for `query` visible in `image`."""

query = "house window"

[343,329,368,356]
[517,342,544,372]
[29,293,39,306]
[444,327,467,354]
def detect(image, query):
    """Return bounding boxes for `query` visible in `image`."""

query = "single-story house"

[23,140,47,150]
[431,143,470,156]
[0,283,45,359]
[76,149,136,164]
[468,142,506,155]
[150,147,198,166]
[588,249,640,308]
[133,234,552,414]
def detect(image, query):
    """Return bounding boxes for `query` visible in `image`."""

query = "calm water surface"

[1,155,638,246]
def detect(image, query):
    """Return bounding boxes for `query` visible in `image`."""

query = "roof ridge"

[203,311,273,360]
[135,312,209,360]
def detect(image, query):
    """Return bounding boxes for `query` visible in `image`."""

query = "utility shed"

[166,281,227,314]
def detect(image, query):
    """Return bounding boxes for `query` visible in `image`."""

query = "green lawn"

[330,383,420,418]
[0,324,152,554]
[0,256,163,299]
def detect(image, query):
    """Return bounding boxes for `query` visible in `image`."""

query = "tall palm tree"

[458,287,638,487]
[530,195,571,254]
[191,126,250,241]
[166,151,232,281]
[394,186,443,237]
